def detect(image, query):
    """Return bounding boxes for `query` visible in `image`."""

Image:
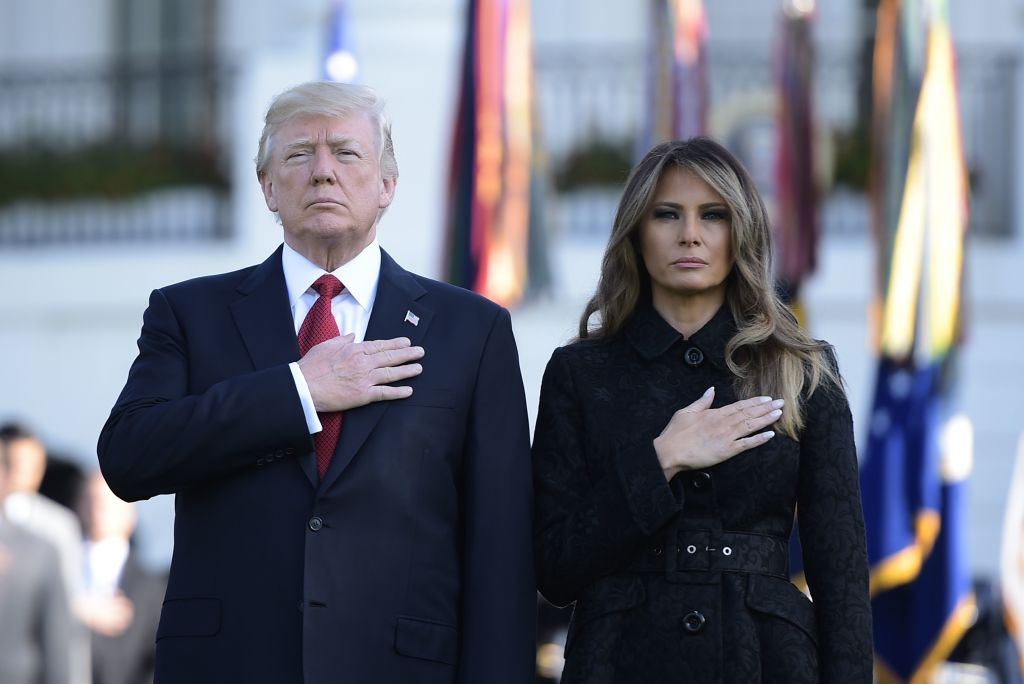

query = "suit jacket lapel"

[230,246,318,487]
[320,250,433,491]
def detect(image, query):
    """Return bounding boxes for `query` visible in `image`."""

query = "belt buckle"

[666,529,711,582]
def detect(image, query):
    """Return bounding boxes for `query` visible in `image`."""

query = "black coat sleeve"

[532,347,682,606]
[97,288,312,501]
[797,369,873,682]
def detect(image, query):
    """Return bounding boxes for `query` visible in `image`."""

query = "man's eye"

[287,151,308,160]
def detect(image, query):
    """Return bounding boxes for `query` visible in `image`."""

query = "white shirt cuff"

[289,362,323,434]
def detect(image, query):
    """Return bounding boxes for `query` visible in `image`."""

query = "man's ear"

[260,173,278,212]
[379,175,397,209]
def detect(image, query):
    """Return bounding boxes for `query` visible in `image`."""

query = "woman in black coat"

[533,138,872,683]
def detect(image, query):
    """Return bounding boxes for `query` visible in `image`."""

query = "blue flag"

[324,1,359,83]
[867,368,974,680]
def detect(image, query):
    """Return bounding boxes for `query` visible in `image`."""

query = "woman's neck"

[651,290,725,339]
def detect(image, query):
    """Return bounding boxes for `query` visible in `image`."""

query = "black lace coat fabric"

[532,304,872,683]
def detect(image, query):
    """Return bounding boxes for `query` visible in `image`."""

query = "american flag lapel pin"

[404,310,420,326]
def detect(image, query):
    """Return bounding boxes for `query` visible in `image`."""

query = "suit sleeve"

[98,288,312,501]
[37,542,73,684]
[532,347,682,607]
[797,366,873,683]
[456,308,536,684]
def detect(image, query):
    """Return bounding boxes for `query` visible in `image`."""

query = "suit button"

[297,601,304,612]
[255,457,264,466]
[684,347,704,366]
[683,610,706,634]
[308,516,323,531]
[692,471,711,489]
[652,546,663,556]
[285,447,295,456]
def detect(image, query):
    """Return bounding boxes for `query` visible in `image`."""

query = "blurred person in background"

[98,81,534,684]
[76,471,165,684]
[0,421,74,684]
[1,422,91,682]
[532,138,872,682]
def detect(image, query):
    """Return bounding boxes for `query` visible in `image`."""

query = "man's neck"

[285,234,375,272]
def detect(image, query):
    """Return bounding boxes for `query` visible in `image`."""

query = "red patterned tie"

[297,274,344,479]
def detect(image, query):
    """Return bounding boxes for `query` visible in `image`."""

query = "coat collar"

[623,299,735,369]
[231,245,299,371]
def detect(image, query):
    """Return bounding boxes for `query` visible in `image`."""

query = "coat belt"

[628,530,790,580]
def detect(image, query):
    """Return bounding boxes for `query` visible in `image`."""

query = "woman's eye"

[703,210,728,221]
[653,209,678,220]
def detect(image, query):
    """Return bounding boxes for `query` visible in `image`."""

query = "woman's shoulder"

[551,333,629,362]
[801,339,848,406]
[541,336,634,386]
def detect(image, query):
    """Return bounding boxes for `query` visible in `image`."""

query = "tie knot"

[311,274,343,299]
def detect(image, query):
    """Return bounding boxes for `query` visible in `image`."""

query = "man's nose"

[311,149,336,184]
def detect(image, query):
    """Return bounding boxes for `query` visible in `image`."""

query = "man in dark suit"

[98,81,535,684]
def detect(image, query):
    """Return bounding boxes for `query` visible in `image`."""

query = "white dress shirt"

[83,537,130,597]
[283,240,382,434]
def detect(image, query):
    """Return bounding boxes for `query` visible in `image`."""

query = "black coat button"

[683,610,706,634]
[684,347,704,366]
[692,471,711,489]
[308,516,323,531]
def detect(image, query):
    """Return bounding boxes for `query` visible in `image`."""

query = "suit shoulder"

[412,274,505,317]
[157,263,260,300]
[0,521,62,569]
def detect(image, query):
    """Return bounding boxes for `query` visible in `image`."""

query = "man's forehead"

[277,112,374,142]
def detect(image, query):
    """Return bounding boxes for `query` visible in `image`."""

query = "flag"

[860,0,973,680]
[442,0,541,307]
[636,0,708,157]
[773,3,818,315]
[871,411,974,683]
[323,1,359,83]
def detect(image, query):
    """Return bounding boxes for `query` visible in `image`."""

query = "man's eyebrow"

[326,134,362,147]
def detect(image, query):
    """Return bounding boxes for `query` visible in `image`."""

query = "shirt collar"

[281,239,382,313]
[624,298,735,367]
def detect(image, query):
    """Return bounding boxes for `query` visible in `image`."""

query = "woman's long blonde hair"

[578,137,839,438]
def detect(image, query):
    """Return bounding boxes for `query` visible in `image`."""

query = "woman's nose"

[677,213,700,245]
